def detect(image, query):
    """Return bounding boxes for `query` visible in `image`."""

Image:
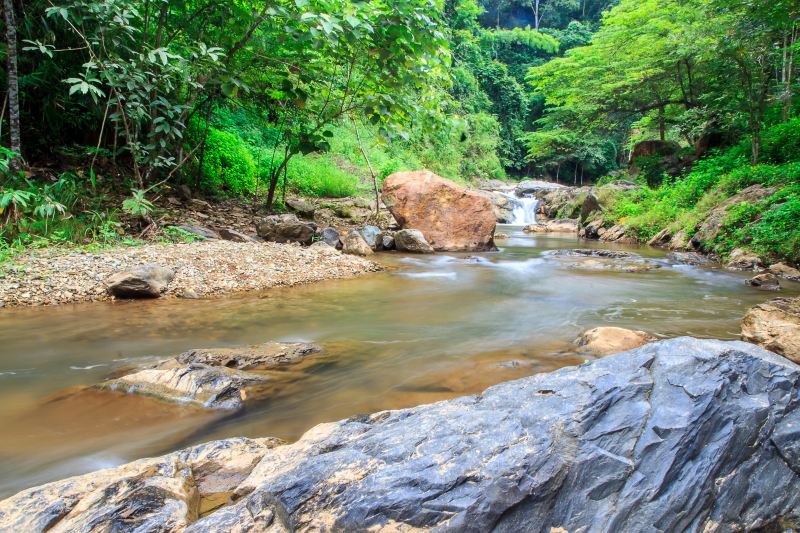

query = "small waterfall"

[501,193,539,225]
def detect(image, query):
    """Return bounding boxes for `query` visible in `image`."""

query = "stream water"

[0,226,797,498]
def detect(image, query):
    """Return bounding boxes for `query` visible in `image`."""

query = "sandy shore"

[0,241,380,307]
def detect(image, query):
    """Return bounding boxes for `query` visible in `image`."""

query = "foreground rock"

[105,264,175,298]
[5,338,800,532]
[742,297,800,362]
[576,326,656,356]
[382,170,496,251]
[0,241,378,307]
[0,438,283,532]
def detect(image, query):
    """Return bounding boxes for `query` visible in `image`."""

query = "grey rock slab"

[188,338,800,532]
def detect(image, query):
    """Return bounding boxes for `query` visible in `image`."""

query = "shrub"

[200,128,257,195]
[287,155,359,198]
[760,118,800,164]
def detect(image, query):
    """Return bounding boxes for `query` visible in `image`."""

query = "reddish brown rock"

[382,170,496,252]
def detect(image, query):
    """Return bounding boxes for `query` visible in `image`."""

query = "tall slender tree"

[2,0,22,172]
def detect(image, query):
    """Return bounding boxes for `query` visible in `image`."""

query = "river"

[0,226,796,498]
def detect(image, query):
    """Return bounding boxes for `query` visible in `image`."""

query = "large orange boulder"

[381,170,496,251]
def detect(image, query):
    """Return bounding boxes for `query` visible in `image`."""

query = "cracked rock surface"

[3,338,800,532]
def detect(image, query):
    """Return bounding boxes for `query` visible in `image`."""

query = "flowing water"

[502,193,540,225]
[0,226,797,498]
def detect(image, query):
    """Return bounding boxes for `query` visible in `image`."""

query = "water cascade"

[502,194,540,225]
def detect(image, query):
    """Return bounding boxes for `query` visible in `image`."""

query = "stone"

[746,273,781,291]
[341,230,374,257]
[742,297,800,362]
[255,214,315,246]
[285,197,316,217]
[105,264,175,298]
[98,363,270,410]
[769,263,800,282]
[9,339,800,532]
[382,170,496,251]
[175,225,219,240]
[217,228,256,243]
[478,190,515,223]
[357,225,383,251]
[548,249,639,259]
[579,193,601,223]
[394,229,434,254]
[515,179,566,196]
[629,139,680,161]
[381,233,396,250]
[576,326,656,356]
[495,233,509,240]
[318,227,341,249]
[667,251,712,266]
[173,342,320,370]
[726,248,764,271]
[0,438,282,532]
[522,219,579,234]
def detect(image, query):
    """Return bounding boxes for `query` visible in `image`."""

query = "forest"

[1,0,796,262]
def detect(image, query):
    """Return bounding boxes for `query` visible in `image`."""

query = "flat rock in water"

[173,342,321,370]
[98,363,270,409]
[548,248,639,259]
[746,273,781,291]
[7,338,800,532]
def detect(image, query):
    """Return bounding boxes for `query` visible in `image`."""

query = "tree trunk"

[351,116,380,215]
[3,0,22,172]
[658,105,666,141]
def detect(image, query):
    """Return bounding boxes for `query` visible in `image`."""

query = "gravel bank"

[0,241,380,308]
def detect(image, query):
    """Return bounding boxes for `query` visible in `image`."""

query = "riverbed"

[0,225,796,498]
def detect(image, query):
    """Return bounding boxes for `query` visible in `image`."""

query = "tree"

[2,0,22,172]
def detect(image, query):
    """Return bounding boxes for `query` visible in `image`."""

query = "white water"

[502,193,539,225]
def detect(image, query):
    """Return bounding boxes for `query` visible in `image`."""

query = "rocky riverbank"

[2,337,799,532]
[0,241,379,307]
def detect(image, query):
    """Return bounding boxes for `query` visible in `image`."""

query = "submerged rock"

[382,170,496,251]
[174,342,320,370]
[742,297,800,362]
[105,264,175,298]
[6,338,800,532]
[577,326,656,356]
[667,251,712,266]
[548,248,639,259]
[394,229,434,254]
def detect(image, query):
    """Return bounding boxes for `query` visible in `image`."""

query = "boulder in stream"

[746,273,781,291]
[382,170,496,251]
[5,338,800,532]
[577,326,656,356]
[105,264,175,299]
[769,263,800,282]
[742,297,800,362]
